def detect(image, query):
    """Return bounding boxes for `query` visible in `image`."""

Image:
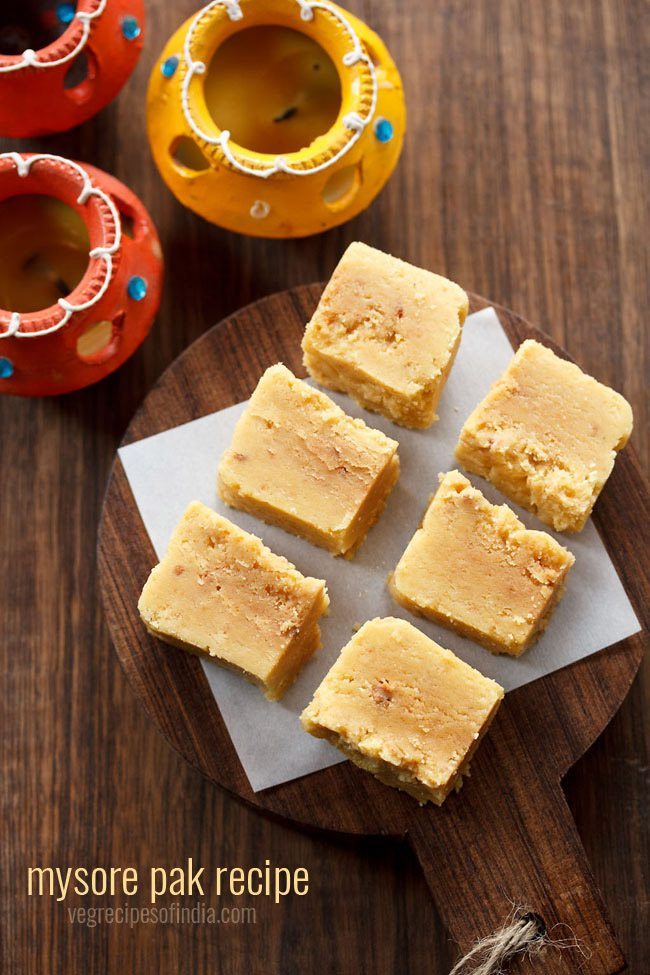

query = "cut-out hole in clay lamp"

[118,208,136,239]
[0,153,163,396]
[0,0,145,137]
[171,136,211,173]
[75,310,125,364]
[63,50,90,89]
[77,321,113,359]
[62,47,98,104]
[322,163,360,210]
[147,0,405,238]
[75,319,115,361]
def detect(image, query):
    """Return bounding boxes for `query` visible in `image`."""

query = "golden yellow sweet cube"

[138,502,329,700]
[302,242,469,428]
[455,340,633,532]
[390,471,575,656]
[218,363,399,557]
[301,617,504,804]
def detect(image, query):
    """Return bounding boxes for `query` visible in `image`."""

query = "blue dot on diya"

[127,276,148,301]
[161,56,179,78]
[56,2,76,25]
[0,357,15,379]
[374,117,394,143]
[121,15,141,41]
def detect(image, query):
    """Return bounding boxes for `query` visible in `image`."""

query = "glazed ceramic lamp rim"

[184,0,376,173]
[0,153,120,338]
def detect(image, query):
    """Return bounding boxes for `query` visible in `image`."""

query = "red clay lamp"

[0,0,145,137]
[0,152,163,396]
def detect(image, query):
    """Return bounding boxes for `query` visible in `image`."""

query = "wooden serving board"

[98,285,648,974]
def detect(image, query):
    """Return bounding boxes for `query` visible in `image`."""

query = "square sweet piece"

[301,617,504,804]
[217,363,399,557]
[455,340,633,532]
[390,471,575,656]
[138,501,329,700]
[302,242,469,428]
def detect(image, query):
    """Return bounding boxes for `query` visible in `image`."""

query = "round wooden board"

[98,285,648,974]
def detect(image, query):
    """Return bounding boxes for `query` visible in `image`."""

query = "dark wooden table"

[1,2,647,973]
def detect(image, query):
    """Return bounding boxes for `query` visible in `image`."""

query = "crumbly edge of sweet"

[454,342,633,532]
[454,430,603,532]
[303,322,463,429]
[436,472,574,568]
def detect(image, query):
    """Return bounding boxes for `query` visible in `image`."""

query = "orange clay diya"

[0,0,145,138]
[147,0,405,238]
[0,152,163,396]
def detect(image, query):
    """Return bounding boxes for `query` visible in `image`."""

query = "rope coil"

[449,908,589,975]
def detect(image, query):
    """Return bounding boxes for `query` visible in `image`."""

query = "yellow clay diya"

[147,0,405,237]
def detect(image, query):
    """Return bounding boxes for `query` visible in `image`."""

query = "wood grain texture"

[1,1,648,973]
[98,286,647,974]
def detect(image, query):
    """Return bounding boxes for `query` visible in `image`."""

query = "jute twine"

[448,907,590,974]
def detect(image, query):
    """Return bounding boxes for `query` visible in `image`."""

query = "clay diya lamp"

[147,0,405,237]
[0,0,145,137]
[0,152,163,396]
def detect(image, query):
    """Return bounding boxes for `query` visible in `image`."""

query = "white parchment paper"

[119,307,640,791]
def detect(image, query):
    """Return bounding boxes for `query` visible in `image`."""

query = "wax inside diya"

[0,0,75,56]
[0,195,90,314]
[204,26,341,156]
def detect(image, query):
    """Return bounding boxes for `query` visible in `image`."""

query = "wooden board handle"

[408,774,625,974]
